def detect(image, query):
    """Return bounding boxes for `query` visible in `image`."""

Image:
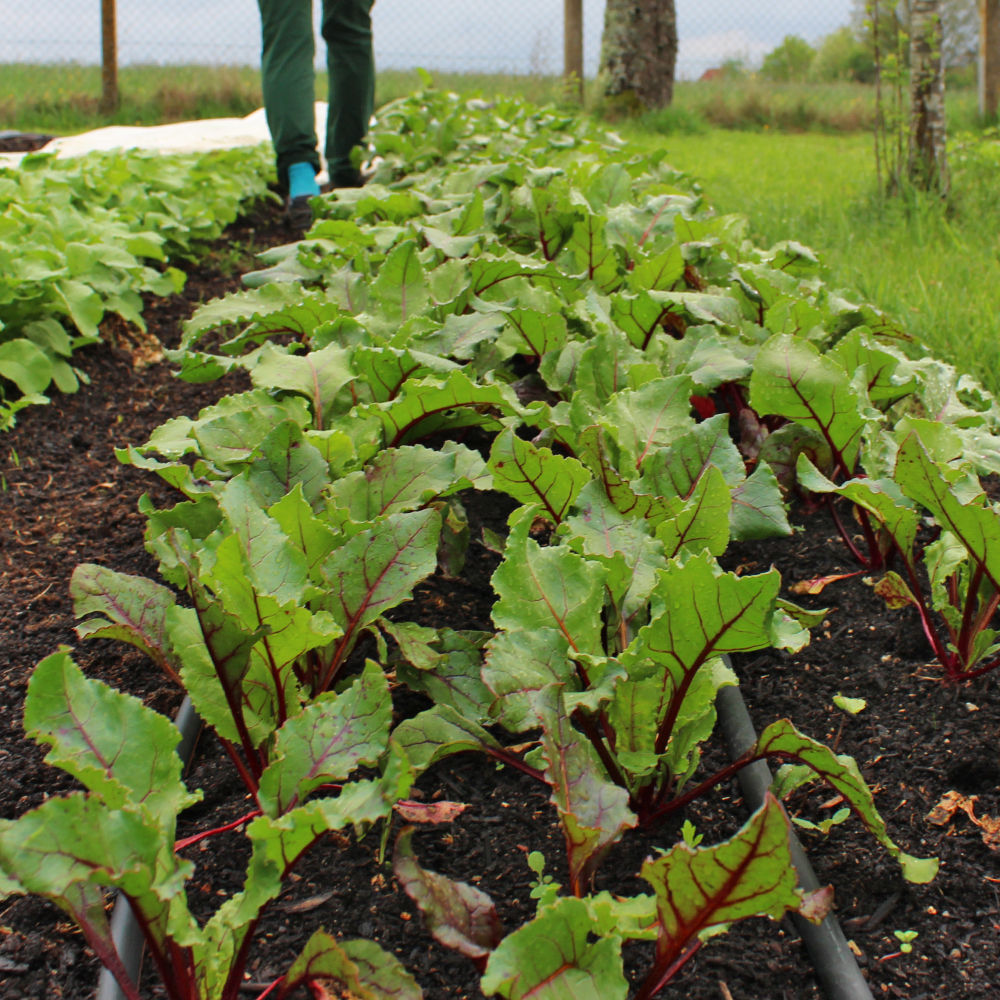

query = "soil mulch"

[1,208,998,999]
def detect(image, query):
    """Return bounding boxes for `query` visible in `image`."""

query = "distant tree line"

[755,0,976,85]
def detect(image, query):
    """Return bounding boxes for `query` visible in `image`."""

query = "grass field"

[628,126,1000,394]
[3,63,998,394]
[2,64,983,136]
[0,65,580,134]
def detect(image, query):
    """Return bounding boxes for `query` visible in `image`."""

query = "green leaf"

[923,531,968,612]
[828,330,914,403]
[245,419,330,510]
[755,720,938,883]
[797,454,919,557]
[395,628,494,724]
[369,239,430,322]
[628,244,685,293]
[282,931,423,1000]
[248,343,356,429]
[481,896,627,1000]
[218,475,312,604]
[576,330,645,408]
[641,794,808,974]
[361,371,514,448]
[268,484,342,583]
[23,650,199,826]
[492,506,608,655]
[495,309,568,360]
[180,283,307,350]
[353,345,460,402]
[567,212,621,292]
[600,376,695,477]
[394,825,504,960]
[317,510,442,684]
[330,444,482,523]
[653,465,732,559]
[0,338,53,396]
[71,564,183,681]
[257,661,391,817]
[489,428,591,525]
[391,704,506,775]
[833,695,867,715]
[633,551,780,680]
[895,433,1000,593]
[534,685,636,895]
[467,253,574,298]
[731,462,792,541]
[482,629,576,733]
[750,333,866,477]
[563,480,665,620]
[0,794,190,965]
[635,414,744,498]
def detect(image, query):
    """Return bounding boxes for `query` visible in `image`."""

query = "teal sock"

[288,161,320,199]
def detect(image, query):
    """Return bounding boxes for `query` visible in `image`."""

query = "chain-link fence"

[1,0,862,80]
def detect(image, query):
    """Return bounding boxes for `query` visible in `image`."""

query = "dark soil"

[1,215,998,999]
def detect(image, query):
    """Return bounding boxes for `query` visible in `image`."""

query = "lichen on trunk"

[600,0,678,112]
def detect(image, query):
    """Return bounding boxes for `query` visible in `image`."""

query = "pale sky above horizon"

[1,1,854,79]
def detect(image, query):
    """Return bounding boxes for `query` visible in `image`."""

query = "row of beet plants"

[6,82,1000,1000]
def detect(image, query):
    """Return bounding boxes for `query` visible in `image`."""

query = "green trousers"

[258,0,375,187]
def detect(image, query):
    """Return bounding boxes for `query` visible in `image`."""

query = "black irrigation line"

[716,660,874,1000]
[97,679,873,1000]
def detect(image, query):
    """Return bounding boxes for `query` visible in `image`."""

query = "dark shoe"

[330,168,364,189]
[285,195,314,231]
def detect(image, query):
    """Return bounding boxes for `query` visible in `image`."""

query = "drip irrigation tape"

[715,672,875,1000]
[96,697,201,1000]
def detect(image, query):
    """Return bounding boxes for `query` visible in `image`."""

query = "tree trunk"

[980,0,1000,120]
[564,0,584,100]
[100,0,119,115]
[601,0,678,111]
[908,0,948,191]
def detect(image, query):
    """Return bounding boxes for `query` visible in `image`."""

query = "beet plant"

[0,651,415,1000]
[7,83,984,997]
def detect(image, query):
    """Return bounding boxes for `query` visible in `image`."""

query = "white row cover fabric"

[0,102,329,182]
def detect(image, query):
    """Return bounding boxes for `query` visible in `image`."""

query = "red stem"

[856,506,884,571]
[219,735,261,796]
[634,940,703,1000]
[486,746,545,782]
[573,709,630,791]
[257,977,285,1000]
[641,751,756,826]
[899,556,955,669]
[175,808,263,852]
[826,495,871,569]
[957,563,986,663]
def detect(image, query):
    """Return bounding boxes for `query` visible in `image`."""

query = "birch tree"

[601,0,678,110]
[909,0,949,190]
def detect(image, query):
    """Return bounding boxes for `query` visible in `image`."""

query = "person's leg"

[321,0,376,186]
[258,0,321,190]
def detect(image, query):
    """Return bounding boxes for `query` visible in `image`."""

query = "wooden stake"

[564,0,584,100]
[980,0,1000,120]
[100,0,119,115]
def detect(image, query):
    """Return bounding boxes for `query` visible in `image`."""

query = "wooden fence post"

[980,0,1000,120]
[100,0,119,114]
[564,0,584,100]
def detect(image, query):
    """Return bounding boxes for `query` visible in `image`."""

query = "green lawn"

[625,126,1000,395]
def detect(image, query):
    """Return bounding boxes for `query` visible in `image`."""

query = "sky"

[1,0,855,80]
